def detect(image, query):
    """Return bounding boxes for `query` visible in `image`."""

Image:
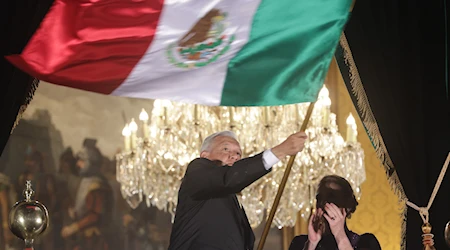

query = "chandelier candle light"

[116,86,366,229]
[346,113,357,143]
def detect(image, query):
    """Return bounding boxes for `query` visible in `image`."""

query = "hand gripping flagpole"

[257,102,315,250]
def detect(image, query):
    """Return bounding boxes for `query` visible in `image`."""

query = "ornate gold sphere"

[8,181,49,248]
[445,221,450,247]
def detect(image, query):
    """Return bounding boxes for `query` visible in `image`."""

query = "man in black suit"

[168,130,308,250]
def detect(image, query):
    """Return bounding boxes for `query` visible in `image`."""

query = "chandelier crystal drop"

[116,86,366,228]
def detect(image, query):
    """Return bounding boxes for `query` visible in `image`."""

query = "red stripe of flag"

[6,0,164,94]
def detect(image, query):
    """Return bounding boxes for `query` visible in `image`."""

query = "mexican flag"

[6,0,352,106]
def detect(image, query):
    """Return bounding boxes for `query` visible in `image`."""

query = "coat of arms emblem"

[166,9,235,68]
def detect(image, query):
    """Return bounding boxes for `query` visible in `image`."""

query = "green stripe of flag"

[221,0,352,106]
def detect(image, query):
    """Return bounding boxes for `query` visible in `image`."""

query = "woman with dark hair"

[289,175,381,250]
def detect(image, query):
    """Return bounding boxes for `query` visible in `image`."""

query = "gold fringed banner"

[11,78,40,133]
[338,33,408,249]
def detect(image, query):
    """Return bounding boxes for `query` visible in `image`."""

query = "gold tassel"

[422,223,436,250]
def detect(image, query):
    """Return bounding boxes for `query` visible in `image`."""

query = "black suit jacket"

[168,153,271,250]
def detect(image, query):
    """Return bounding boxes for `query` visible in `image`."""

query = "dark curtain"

[337,0,450,249]
[1,0,54,156]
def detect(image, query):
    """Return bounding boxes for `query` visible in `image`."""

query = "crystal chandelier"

[116,86,366,228]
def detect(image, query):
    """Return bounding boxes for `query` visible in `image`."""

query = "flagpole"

[256,102,315,250]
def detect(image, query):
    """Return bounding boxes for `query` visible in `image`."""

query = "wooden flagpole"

[256,102,316,250]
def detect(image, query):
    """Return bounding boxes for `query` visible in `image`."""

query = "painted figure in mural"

[0,169,16,250]
[101,153,126,250]
[58,147,81,202]
[289,175,381,250]
[168,130,307,250]
[16,145,60,250]
[57,147,81,250]
[60,138,113,250]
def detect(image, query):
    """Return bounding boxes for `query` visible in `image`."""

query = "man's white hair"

[200,131,238,153]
